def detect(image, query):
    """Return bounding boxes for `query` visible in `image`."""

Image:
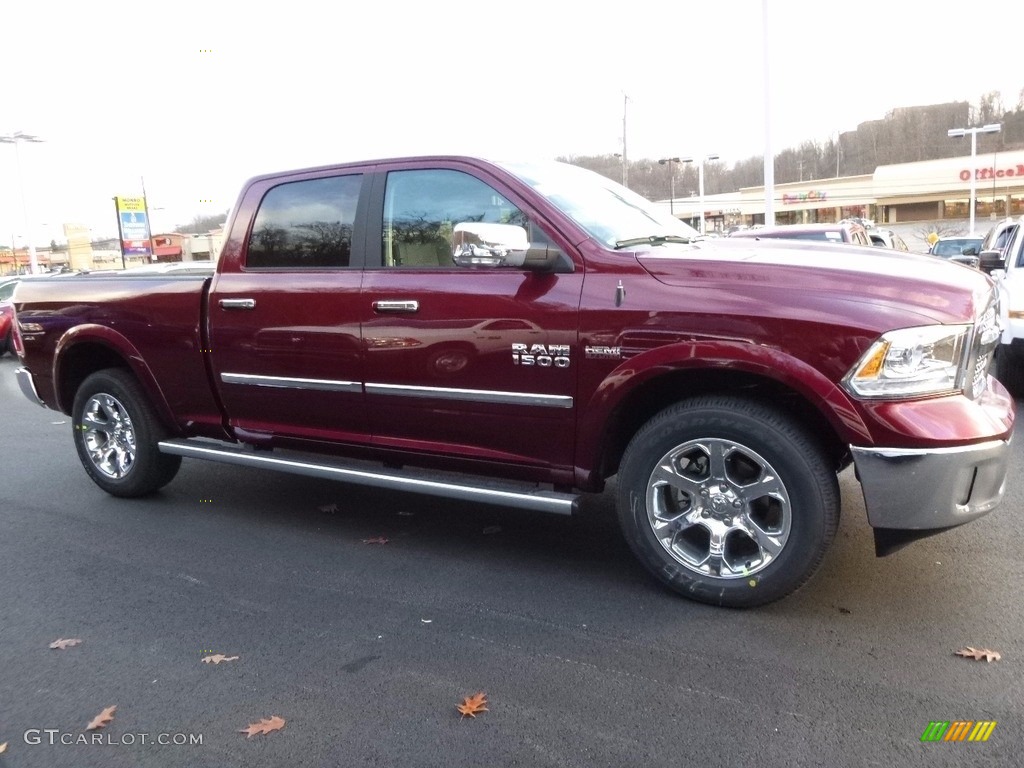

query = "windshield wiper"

[613,235,692,249]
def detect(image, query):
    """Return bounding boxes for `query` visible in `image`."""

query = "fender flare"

[575,340,871,477]
[53,324,178,430]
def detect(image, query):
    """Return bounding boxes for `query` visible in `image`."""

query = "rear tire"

[616,396,839,608]
[72,369,181,497]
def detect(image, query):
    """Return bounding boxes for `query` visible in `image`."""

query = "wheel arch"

[580,351,864,487]
[53,325,178,431]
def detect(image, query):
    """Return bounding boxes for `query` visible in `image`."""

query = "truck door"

[360,164,583,472]
[207,170,370,444]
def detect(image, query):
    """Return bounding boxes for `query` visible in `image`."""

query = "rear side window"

[246,174,362,269]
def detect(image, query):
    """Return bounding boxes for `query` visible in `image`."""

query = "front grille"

[966,292,1000,399]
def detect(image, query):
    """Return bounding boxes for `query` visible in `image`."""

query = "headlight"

[844,325,971,398]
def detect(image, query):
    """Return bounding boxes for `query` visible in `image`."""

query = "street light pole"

[658,157,680,216]
[0,131,45,274]
[948,123,1001,235]
[622,93,629,188]
[682,154,720,235]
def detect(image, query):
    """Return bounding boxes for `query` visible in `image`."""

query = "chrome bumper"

[851,439,1011,530]
[15,367,46,408]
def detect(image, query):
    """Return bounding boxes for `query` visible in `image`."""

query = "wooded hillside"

[560,91,1024,202]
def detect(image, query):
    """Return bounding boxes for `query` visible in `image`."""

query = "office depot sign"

[959,164,1024,181]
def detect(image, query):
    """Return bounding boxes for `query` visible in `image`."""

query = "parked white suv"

[984,217,1024,394]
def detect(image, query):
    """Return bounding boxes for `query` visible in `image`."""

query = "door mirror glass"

[452,222,530,268]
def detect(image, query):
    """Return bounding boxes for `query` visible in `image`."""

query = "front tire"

[995,344,1024,399]
[72,369,181,497]
[616,396,839,608]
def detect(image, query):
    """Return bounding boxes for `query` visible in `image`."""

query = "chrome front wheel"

[647,438,792,579]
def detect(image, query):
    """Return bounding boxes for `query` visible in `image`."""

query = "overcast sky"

[2,0,1021,243]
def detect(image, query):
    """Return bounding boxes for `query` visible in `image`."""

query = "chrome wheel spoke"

[651,462,704,495]
[707,440,728,481]
[754,473,785,498]
[81,412,109,431]
[740,518,783,560]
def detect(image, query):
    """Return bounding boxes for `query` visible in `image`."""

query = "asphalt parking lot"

[1,353,1021,767]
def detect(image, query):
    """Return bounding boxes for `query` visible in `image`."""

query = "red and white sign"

[959,164,1024,182]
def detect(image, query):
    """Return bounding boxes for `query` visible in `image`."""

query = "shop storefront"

[664,149,1024,231]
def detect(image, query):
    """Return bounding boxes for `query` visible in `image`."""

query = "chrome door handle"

[373,300,419,313]
[219,298,256,310]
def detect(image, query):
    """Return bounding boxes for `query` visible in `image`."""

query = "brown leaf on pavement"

[201,654,240,664]
[86,706,117,730]
[955,647,1001,662]
[49,638,82,650]
[456,692,488,718]
[239,715,286,738]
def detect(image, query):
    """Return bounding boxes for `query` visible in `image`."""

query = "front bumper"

[851,437,1011,531]
[16,367,46,408]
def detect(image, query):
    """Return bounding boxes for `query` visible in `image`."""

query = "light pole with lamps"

[681,154,719,235]
[658,157,680,216]
[948,123,1001,235]
[0,131,45,274]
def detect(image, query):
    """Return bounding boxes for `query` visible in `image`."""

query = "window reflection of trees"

[250,221,352,267]
[246,175,360,269]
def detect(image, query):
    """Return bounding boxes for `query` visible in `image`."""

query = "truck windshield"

[501,161,700,248]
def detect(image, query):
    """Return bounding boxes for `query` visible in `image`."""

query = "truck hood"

[636,238,995,326]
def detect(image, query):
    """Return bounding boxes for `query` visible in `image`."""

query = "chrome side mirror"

[452,222,529,267]
[452,222,564,271]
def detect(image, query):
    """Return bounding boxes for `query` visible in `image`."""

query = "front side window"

[246,174,361,269]
[381,169,529,268]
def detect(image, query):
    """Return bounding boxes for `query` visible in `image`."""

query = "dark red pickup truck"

[11,156,1015,607]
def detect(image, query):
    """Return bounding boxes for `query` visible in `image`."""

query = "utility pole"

[948,122,1001,235]
[658,157,680,215]
[0,131,45,274]
[761,0,774,226]
[622,94,629,188]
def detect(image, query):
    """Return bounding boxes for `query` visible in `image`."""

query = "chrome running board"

[158,438,578,515]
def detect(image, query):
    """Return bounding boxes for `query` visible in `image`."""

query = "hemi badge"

[585,346,622,359]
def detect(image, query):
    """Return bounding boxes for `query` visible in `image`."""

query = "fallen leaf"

[49,638,82,650]
[955,647,1001,662]
[362,537,389,544]
[86,706,116,731]
[837,607,851,615]
[318,503,339,513]
[201,654,240,664]
[456,692,488,718]
[482,526,502,535]
[0,741,7,753]
[239,715,286,738]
